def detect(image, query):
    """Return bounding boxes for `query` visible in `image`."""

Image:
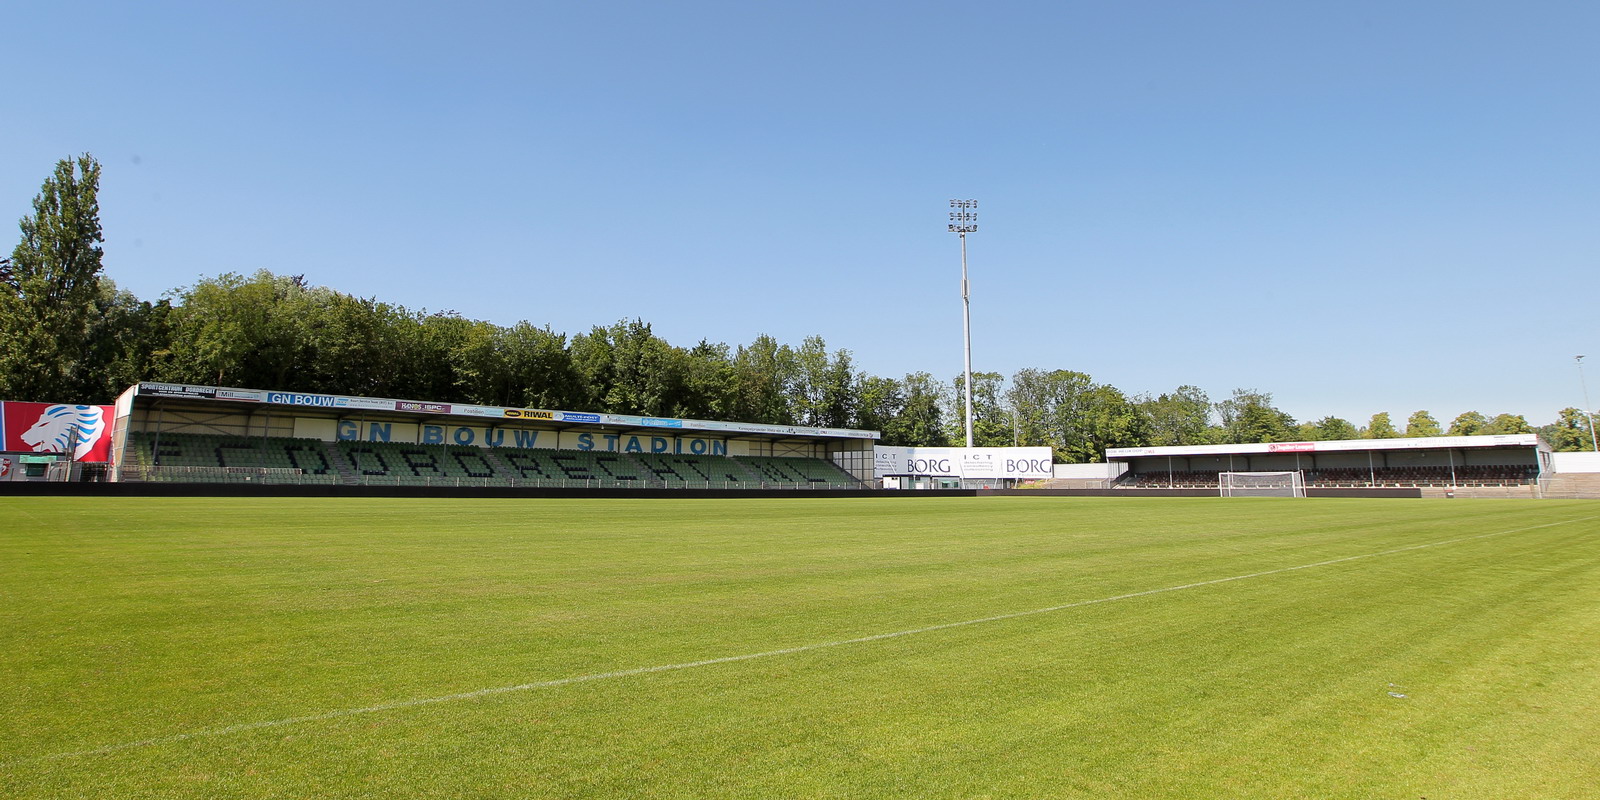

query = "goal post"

[1218,471,1306,498]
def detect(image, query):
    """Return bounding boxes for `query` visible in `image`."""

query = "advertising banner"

[397,401,452,414]
[503,409,555,420]
[450,406,504,418]
[140,382,218,399]
[137,383,262,402]
[1267,442,1316,453]
[874,446,1054,480]
[265,392,345,408]
[263,392,390,411]
[1,402,117,462]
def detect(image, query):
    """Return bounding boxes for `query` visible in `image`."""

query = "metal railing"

[118,464,866,491]
[346,474,862,490]
[120,465,326,484]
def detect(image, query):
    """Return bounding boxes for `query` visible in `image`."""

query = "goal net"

[1218,471,1306,498]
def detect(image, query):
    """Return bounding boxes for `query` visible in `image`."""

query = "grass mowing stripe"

[16,511,1592,768]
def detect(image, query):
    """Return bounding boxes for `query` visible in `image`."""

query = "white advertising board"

[874,446,1053,480]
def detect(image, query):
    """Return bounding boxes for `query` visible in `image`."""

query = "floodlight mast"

[1578,355,1599,452]
[949,199,979,448]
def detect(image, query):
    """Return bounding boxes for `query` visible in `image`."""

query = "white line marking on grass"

[11,514,1596,767]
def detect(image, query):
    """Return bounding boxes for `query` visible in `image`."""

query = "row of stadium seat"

[121,432,862,489]
[1119,465,1539,489]
[123,432,341,484]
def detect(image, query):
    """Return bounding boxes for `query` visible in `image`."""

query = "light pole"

[949,199,978,448]
[1578,355,1599,452]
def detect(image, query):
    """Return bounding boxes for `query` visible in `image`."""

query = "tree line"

[5,155,1596,459]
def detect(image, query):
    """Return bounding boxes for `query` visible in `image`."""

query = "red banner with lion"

[1,403,117,462]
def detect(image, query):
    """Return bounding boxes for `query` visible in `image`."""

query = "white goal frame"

[1218,471,1306,497]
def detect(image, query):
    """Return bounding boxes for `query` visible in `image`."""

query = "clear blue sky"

[6,1,1596,426]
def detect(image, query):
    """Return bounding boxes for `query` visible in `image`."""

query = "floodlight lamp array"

[948,199,979,233]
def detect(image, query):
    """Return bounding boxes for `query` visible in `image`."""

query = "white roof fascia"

[1107,434,1541,460]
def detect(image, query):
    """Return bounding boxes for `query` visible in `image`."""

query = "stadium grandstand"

[1104,434,1558,498]
[98,382,876,490]
[7,385,1598,498]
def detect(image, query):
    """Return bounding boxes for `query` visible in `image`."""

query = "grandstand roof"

[125,382,879,442]
[1106,434,1544,460]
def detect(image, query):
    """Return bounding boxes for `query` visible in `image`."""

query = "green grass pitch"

[2,496,1598,798]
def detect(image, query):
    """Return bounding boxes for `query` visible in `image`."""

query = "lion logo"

[20,405,106,460]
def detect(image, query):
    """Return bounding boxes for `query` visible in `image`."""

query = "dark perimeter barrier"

[1,483,1422,499]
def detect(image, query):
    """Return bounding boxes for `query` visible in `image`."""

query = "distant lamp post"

[949,199,978,448]
[1578,355,1599,452]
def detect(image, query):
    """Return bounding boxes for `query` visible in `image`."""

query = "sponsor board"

[137,383,263,402]
[1105,447,1159,457]
[560,412,601,424]
[642,417,684,428]
[451,406,504,418]
[397,401,452,414]
[340,397,396,411]
[960,451,1000,477]
[139,382,217,399]
[1268,442,1316,453]
[267,392,346,408]
[265,392,390,411]
[504,409,555,420]
[874,446,1053,481]
[1,402,116,462]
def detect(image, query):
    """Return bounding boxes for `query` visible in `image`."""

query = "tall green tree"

[1075,384,1146,461]
[1449,411,1487,436]
[1363,412,1399,439]
[1481,413,1533,435]
[949,371,1011,446]
[887,372,948,446]
[854,374,904,437]
[1539,407,1598,452]
[1404,410,1442,438]
[1,154,106,400]
[163,270,315,389]
[602,319,681,415]
[1008,368,1093,451]
[729,334,796,425]
[567,319,685,415]
[676,340,737,420]
[1216,389,1295,443]
[444,318,506,404]
[79,280,172,400]
[406,312,476,403]
[792,336,857,428]
[306,292,414,398]
[1137,385,1213,446]
[1298,416,1359,441]
[1006,368,1142,462]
